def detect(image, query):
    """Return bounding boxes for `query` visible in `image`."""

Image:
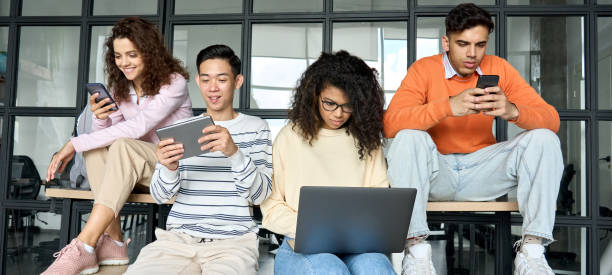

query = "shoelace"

[52,243,80,260]
[513,239,523,253]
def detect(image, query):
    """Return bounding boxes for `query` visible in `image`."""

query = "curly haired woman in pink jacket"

[43,17,192,275]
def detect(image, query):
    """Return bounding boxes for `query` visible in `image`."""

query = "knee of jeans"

[523,129,560,147]
[311,255,350,275]
[346,253,394,275]
[388,130,432,153]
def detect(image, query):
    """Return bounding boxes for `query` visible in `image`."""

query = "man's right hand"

[449,88,486,117]
[156,138,184,171]
[89,93,117,120]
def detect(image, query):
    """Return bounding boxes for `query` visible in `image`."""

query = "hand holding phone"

[475,75,499,97]
[86,83,118,111]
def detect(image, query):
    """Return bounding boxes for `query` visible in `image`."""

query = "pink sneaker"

[95,233,130,265]
[41,238,99,275]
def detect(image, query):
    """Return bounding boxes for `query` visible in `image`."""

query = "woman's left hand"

[46,140,76,181]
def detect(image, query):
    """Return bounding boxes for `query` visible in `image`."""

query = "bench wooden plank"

[45,188,175,204]
[426,201,518,212]
[46,188,517,211]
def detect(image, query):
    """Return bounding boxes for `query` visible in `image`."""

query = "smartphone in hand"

[476,75,499,90]
[86,83,118,111]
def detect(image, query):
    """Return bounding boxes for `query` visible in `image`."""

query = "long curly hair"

[104,17,188,103]
[288,50,385,160]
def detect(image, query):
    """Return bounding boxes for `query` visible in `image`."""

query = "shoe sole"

[79,266,99,275]
[99,259,130,265]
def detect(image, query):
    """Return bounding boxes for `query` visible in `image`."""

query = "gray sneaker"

[402,243,437,275]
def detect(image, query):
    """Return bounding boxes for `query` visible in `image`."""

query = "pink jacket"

[71,73,193,153]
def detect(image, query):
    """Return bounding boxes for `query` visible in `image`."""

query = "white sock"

[522,243,545,258]
[408,242,430,258]
[112,239,124,247]
[82,243,95,254]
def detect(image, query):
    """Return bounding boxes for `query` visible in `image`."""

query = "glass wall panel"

[507,16,584,110]
[88,26,113,86]
[600,0,612,3]
[253,0,323,13]
[5,209,61,273]
[264,119,288,142]
[600,121,612,217]
[333,21,407,108]
[250,23,322,109]
[508,121,586,216]
[11,116,74,200]
[93,0,157,15]
[173,24,242,109]
[17,26,80,107]
[21,0,81,16]
[333,0,406,12]
[600,229,612,274]
[418,0,493,5]
[416,17,496,61]
[427,221,497,274]
[508,0,583,4]
[175,0,242,14]
[0,26,8,106]
[512,225,586,273]
[598,17,612,110]
[0,0,9,16]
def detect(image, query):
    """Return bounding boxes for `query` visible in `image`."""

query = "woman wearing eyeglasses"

[260,51,395,275]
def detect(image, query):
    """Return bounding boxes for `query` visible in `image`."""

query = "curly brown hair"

[288,50,385,160]
[104,17,188,103]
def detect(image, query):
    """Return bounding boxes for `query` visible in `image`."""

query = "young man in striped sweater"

[125,45,273,275]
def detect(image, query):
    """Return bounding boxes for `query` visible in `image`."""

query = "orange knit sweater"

[383,54,560,154]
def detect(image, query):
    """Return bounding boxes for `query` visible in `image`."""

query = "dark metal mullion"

[6,108,77,116]
[324,0,332,53]
[240,0,252,110]
[159,0,167,35]
[589,5,599,275]
[408,0,415,65]
[240,109,287,119]
[75,0,90,115]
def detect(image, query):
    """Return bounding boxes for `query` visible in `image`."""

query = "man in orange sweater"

[384,3,562,275]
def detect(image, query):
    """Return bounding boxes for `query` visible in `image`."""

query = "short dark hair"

[445,3,494,36]
[196,44,241,76]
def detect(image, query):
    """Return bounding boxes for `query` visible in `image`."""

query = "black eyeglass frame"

[319,98,353,113]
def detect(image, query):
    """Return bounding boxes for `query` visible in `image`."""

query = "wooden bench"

[46,188,518,275]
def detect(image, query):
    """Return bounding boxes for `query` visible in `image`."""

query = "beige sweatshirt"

[260,124,390,238]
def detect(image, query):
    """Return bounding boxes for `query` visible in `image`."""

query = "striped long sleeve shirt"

[150,113,273,239]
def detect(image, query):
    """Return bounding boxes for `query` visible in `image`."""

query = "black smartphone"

[86,83,118,111]
[476,75,499,89]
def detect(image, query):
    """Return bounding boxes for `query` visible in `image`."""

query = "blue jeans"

[385,129,563,245]
[274,239,396,275]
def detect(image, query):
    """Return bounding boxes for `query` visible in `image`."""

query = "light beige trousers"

[83,138,157,216]
[124,228,259,275]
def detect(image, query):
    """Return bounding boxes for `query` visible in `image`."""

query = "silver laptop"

[292,186,416,254]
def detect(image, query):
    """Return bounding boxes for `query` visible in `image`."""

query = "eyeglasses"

[320,98,353,113]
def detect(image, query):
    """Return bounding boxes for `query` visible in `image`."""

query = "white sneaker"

[402,243,437,275]
[514,245,554,275]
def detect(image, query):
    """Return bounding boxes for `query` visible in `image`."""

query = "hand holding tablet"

[155,115,215,161]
